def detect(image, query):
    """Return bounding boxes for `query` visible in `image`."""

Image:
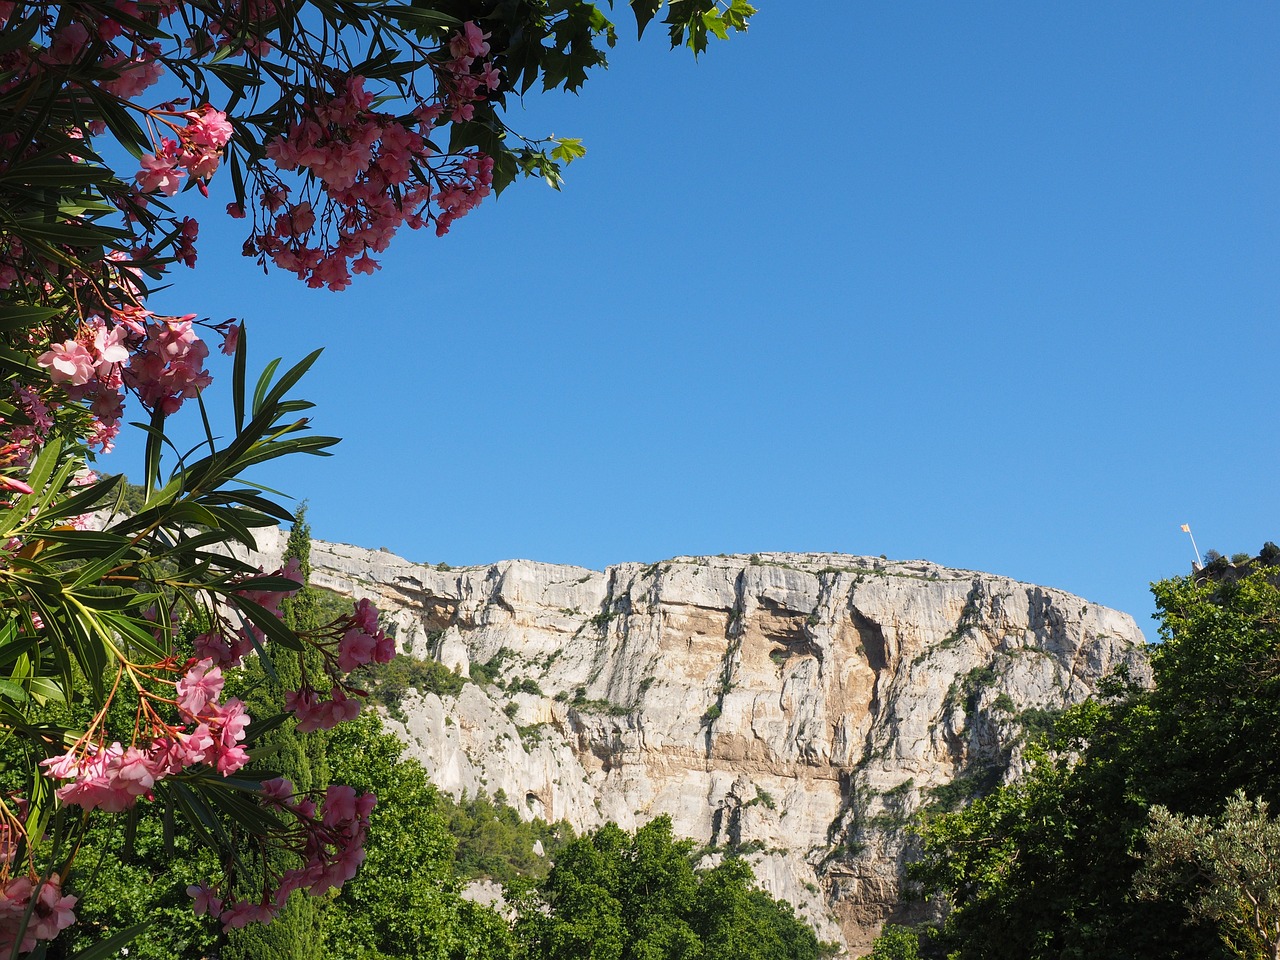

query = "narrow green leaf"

[69,924,150,960]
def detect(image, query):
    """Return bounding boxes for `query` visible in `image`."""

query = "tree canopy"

[898,550,1280,960]
[513,816,829,960]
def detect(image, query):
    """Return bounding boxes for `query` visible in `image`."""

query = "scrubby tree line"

[868,547,1280,960]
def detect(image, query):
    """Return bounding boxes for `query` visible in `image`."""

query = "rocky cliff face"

[241,532,1149,954]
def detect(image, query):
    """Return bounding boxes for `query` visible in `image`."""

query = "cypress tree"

[223,505,331,960]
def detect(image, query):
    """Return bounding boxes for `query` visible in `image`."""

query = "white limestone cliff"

[239,532,1149,955]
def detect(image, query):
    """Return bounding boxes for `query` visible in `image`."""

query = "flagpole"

[1181,524,1202,568]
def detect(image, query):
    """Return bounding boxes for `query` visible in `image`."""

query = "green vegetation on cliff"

[880,547,1280,960]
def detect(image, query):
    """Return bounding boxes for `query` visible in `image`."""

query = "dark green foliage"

[923,765,1002,813]
[322,714,513,959]
[514,816,826,960]
[55,811,221,960]
[356,654,468,721]
[911,564,1280,960]
[109,476,149,515]
[1143,570,1280,809]
[867,924,921,959]
[442,790,573,887]
[1015,706,1062,744]
[1134,791,1280,959]
[224,506,331,960]
[472,647,514,687]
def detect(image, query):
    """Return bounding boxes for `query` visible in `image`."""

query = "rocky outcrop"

[240,532,1149,955]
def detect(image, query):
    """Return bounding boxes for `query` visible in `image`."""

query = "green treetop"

[904,549,1280,960]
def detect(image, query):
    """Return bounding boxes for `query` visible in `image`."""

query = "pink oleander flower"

[0,476,33,496]
[136,150,184,196]
[185,106,233,150]
[288,685,360,733]
[29,875,77,943]
[337,626,377,673]
[450,21,491,60]
[186,883,222,918]
[0,874,77,953]
[46,22,90,64]
[42,742,159,812]
[100,49,165,98]
[261,777,294,805]
[90,318,130,372]
[352,598,379,634]
[37,340,96,386]
[321,784,357,827]
[124,315,213,414]
[176,658,224,719]
[220,320,240,355]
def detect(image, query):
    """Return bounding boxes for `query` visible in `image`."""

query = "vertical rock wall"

[240,534,1149,954]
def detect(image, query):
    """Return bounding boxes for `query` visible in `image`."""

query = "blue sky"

[121,1,1279,635]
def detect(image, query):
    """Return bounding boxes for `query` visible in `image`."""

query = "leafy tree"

[323,713,515,960]
[910,557,1280,960]
[692,858,824,960]
[443,790,573,887]
[356,655,469,722]
[866,924,920,960]
[51,814,222,960]
[515,816,825,960]
[1134,792,1280,960]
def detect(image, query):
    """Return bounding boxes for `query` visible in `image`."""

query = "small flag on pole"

[1180,524,1190,533]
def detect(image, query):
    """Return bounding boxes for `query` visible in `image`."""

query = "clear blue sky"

[120,1,1279,636]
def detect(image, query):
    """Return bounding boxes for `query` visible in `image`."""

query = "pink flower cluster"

[100,42,165,99]
[0,875,77,955]
[135,106,234,197]
[285,598,394,731]
[188,781,373,929]
[34,311,218,451]
[250,23,499,289]
[442,22,500,123]
[41,658,251,812]
[123,314,213,415]
[188,564,392,734]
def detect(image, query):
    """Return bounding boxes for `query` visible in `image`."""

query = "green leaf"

[384,5,462,32]
[702,9,729,42]
[225,594,305,653]
[0,304,61,331]
[630,0,664,38]
[64,922,149,960]
[550,137,588,164]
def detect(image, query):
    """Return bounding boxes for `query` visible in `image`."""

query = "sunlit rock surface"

[242,531,1149,954]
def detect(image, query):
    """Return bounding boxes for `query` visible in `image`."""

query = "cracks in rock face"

[758,594,823,681]
[387,576,460,638]
[702,571,749,758]
[850,607,888,674]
